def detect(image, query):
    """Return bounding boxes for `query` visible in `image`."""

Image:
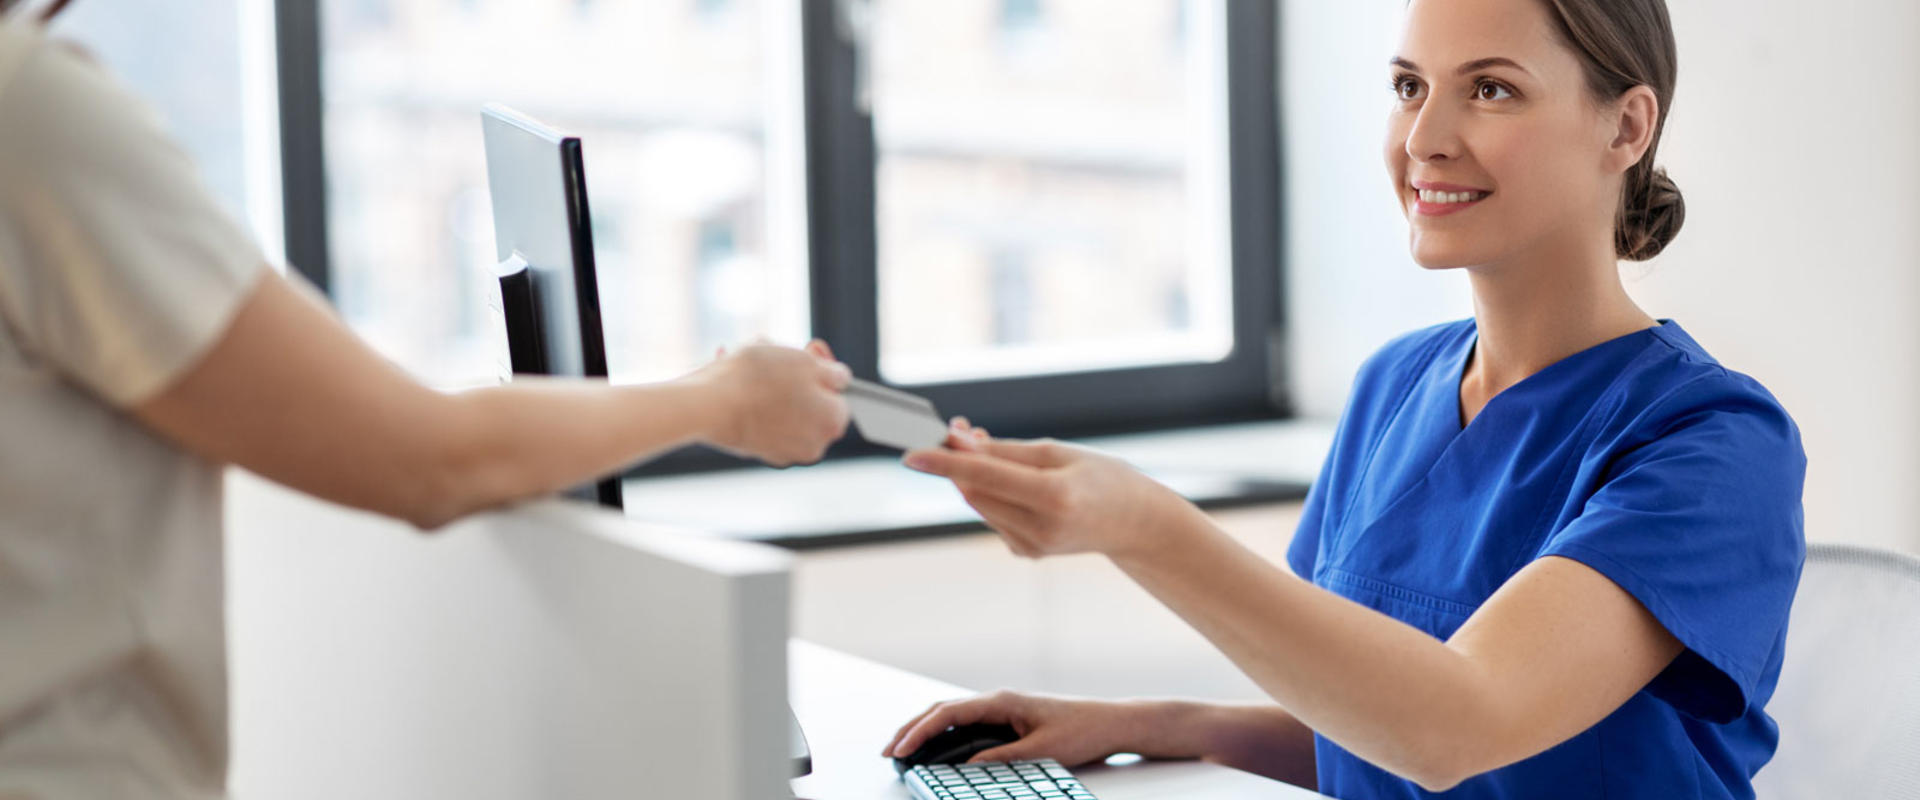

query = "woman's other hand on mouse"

[883,690,1176,768]
[692,339,851,467]
[903,419,1203,561]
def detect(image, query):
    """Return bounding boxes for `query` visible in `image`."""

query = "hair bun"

[1617,167,1685,261]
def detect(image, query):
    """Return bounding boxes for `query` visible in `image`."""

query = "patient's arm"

[135,270,851,529]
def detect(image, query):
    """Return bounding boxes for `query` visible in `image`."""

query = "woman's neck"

[1458,245,1658,421]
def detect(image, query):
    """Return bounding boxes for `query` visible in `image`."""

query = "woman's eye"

[1475,81,1513,101]
[1393,77,1421,100]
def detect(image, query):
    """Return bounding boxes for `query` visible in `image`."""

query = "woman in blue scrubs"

[884,0,1803,797]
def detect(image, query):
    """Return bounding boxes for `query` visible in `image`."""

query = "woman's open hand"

[884,690,1169,768]
[902,420,1198,560]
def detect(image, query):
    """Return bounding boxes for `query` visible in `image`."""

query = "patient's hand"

[694,340,851,467]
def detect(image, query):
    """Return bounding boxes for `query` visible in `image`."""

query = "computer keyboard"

[901,758,1099,800]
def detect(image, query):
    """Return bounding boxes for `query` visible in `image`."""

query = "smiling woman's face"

[1385,0,1623,271]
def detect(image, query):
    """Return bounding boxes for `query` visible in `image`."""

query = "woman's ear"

[1605,85,1660,175]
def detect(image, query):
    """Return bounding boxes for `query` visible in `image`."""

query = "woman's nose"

[1404,102,1463,163]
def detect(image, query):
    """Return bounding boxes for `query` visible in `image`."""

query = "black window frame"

[274,0,1289,477]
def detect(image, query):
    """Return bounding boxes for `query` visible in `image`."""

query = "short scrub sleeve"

[1287,461,1334,579]
[0,34,265,407]
[1537,373,1806,724]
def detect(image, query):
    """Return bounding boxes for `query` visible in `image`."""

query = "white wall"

[1280,2,1472,420]
[1280,0,1920,554]
[1636,0,1920,553]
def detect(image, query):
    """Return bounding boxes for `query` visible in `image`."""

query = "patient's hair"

[1540,0,1685,261]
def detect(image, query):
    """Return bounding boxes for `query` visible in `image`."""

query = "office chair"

[1751,543,1920,799]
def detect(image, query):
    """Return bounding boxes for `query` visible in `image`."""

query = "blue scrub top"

[1288,319,1805,800]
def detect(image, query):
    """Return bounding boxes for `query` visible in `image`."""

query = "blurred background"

[67,0,1916,550]
[50,0,1920,782]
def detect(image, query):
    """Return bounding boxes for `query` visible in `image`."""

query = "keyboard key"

[904,760,1099,800]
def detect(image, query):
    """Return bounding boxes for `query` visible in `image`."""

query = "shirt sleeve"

[1536,373,1806,724]
[1287,457,1334,579]
[0,34,266,407]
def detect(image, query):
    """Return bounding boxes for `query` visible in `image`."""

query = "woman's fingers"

[978,437,1073,468]
[944,429,984,452]
[890,700,977,758]
[885,701,949,756]
[960,488,1048,557]
[945,417,990,452]
[939,421,1075,467]
[890,696,1009,758]
[904,448,1056,506]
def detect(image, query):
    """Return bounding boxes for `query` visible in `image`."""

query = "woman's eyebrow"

[1456,56,1533,77]
[1389,56,1534,78]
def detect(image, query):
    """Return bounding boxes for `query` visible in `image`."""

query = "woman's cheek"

[1383,123,1413,198]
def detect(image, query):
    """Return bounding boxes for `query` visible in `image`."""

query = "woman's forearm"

[1149,700,1318,790]
[416,375,724,526]
[1108,508,1501,791]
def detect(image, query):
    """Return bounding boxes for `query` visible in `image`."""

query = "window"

[276,0,1283,471]
[56,0,282,258]
[870,0,1234,385]
[304,0,809,388]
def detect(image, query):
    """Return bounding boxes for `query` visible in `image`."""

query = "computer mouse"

[890,722,1022,775]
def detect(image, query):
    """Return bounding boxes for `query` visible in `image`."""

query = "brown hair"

[1537,0,1684,261]
[1,0,73,22]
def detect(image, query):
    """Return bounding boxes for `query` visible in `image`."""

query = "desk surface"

[790,641,1328,800]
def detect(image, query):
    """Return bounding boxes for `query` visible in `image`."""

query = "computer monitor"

[478,105,811,777]
[480,104,622,510]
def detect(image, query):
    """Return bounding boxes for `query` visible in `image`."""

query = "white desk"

[790,641,1328,800]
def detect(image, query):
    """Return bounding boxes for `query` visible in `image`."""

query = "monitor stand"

[790,708,812,776]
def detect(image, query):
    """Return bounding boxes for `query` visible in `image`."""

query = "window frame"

[277,0,329,293]
[273,0,1290,476]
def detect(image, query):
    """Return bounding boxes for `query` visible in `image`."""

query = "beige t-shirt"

[0,18,265,800]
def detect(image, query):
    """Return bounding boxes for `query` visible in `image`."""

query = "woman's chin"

[1406,229,1504,270]
[1408,245,1480,271]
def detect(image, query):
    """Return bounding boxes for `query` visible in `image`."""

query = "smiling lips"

[1410,181,1492,217]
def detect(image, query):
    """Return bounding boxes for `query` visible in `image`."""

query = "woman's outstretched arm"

[134,270,851,529]
[903,437,1682,792]
[1110,518,1679,792]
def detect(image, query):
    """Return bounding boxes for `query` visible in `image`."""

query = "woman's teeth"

[1417,189,1488,204]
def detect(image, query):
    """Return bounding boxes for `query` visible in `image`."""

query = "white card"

[844,378,948,451]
